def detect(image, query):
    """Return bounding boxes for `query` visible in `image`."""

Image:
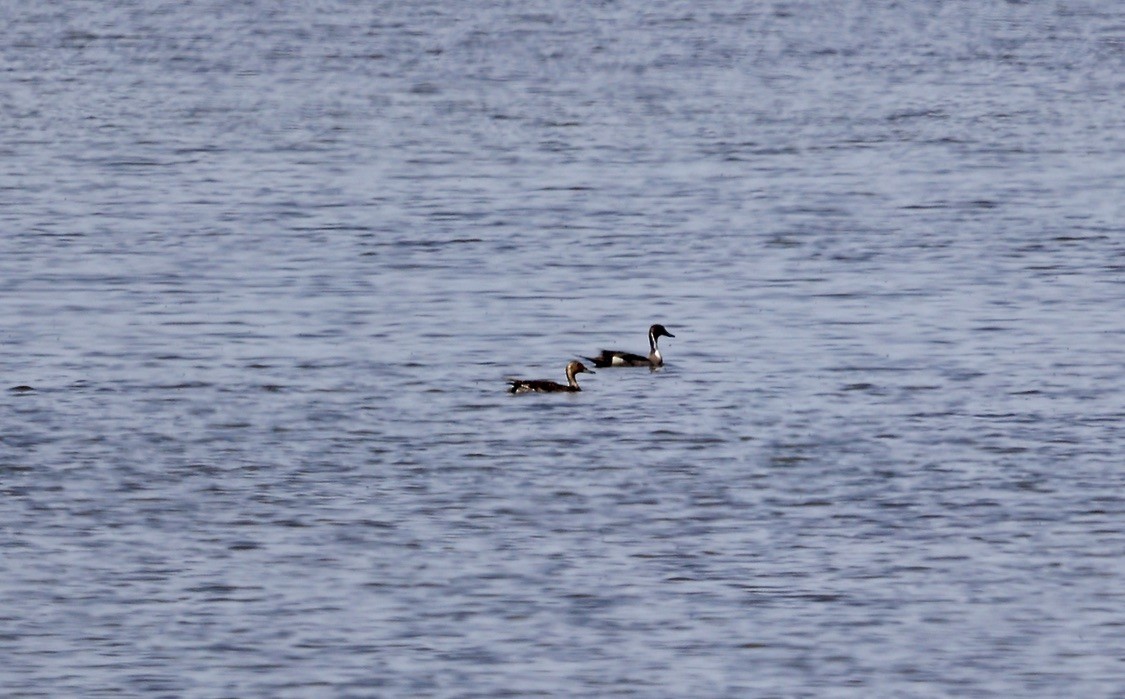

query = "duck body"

[586,324,675,368]
[585,349,655,367]
[508,360,594,394]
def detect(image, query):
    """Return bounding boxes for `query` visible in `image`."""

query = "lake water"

[2,0,1123,696]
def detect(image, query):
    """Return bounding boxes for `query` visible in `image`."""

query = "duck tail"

[580,354,607,368]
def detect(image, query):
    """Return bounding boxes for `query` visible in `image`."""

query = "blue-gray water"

[2,1,1124,696]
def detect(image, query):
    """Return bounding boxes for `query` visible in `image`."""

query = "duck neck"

[566,365,581,390]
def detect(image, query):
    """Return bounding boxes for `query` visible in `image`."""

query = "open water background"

[2,1,1123,696]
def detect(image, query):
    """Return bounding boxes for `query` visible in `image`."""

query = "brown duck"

[508,360,595,394]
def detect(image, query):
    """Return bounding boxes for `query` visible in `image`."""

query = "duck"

[508,360,595,394]
[585,323,675,368]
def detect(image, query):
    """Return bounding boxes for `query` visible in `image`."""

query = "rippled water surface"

[2,1,1124,696]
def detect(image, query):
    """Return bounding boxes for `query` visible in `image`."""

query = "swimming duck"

[585,324,675,368]
[508,360,595,394]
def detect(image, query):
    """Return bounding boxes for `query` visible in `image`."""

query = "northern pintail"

[585,324,675,368]
[508,360,594,394]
